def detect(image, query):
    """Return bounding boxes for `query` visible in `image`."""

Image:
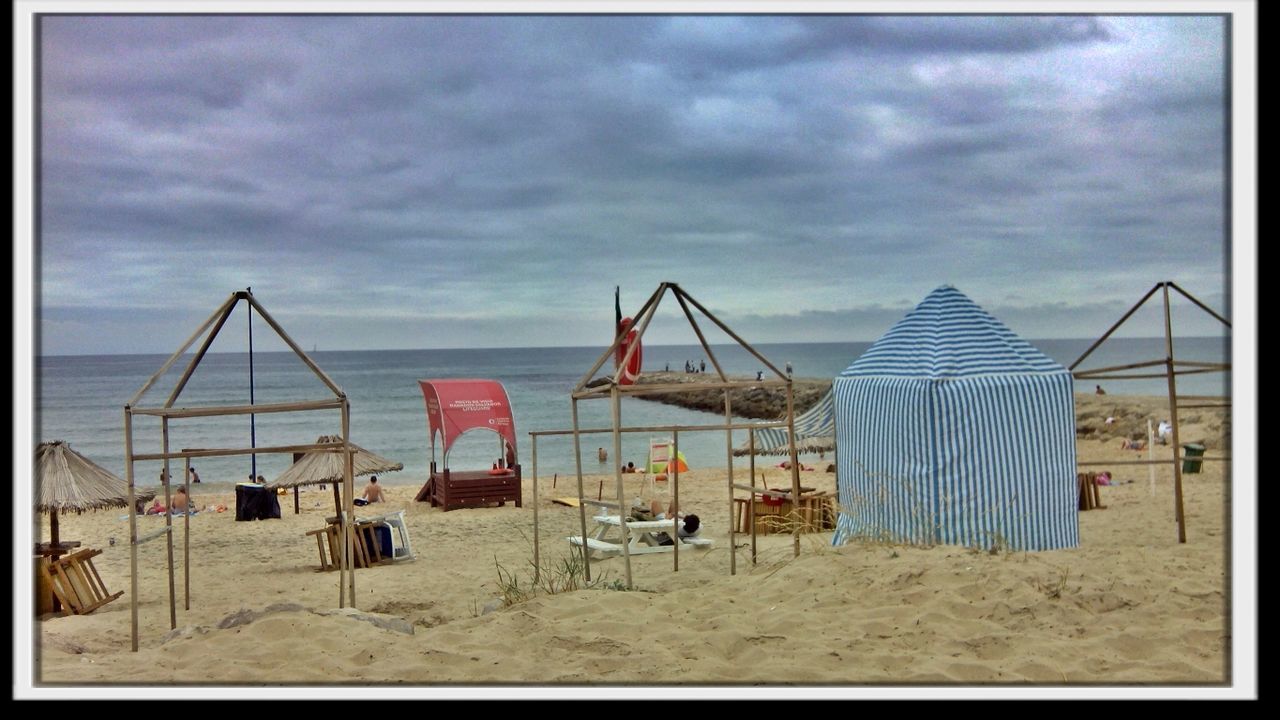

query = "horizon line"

[37,334,1234,359]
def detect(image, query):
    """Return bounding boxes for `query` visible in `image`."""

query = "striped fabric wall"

[744,389,835,453]
[832,285,1079,552]
[832,376,938,546]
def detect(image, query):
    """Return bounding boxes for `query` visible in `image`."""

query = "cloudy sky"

[27,9,1243,355]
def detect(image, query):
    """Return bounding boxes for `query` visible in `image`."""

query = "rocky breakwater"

[631,372,832,419]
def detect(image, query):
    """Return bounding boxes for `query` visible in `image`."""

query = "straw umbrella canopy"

[267,435,403,514]
[35,440,156,548]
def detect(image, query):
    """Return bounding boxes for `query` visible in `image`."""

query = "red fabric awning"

[419,379,517,464]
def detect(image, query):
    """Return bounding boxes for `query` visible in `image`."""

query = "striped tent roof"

[734,389,835,456]
[832,285,1077,551]
[841,285,1064,379]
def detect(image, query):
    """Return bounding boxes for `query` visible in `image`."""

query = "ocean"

[33,338,1231,489]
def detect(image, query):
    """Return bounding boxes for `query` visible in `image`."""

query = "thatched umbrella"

[267,435,403,515]
[35,440,156,548]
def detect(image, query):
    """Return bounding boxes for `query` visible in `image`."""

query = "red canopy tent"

[415,379,522,510]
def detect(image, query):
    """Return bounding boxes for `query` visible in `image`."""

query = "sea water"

[32,338,1231,488]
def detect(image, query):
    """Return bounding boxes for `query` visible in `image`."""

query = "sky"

[11,3,1260,700]
[23,6,1250,356]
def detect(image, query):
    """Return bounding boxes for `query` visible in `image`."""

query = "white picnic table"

[568,514,713,558]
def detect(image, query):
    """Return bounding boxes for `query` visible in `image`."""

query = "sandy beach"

[26,393,1236,694]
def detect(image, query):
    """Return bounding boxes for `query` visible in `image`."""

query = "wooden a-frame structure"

[122,289,359,651]
[1070,281,1232,543]
[567,282,803,589]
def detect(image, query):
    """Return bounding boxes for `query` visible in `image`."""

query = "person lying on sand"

[1121,438,1147,450]
[777,460,815,471]
[630,499,702,545]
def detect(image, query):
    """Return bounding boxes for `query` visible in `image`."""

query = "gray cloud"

[30,13,1235,355]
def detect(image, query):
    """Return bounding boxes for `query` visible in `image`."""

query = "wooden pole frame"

[1162,285,1188,543]
[531,434,540,585]
[124,289,355,651]
[531,420,799,575]
[1070,281,1231,544]
[565,282,800,588]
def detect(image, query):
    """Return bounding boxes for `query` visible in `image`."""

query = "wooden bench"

[567,536,623,557]
[416,467,522,511]
[42,548,122,616]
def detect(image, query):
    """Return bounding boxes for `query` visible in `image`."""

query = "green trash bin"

[1182,443,1206,474]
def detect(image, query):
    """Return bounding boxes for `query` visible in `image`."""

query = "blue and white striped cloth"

[833,286,1078,551]
[742,389,835,454]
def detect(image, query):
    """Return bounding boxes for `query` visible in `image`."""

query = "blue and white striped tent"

[737,390,835,455]
[832,286,1078,551]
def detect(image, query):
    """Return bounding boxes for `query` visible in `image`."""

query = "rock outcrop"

[631,372,831,419]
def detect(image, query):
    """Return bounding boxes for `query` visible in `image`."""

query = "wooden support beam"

[674,285,788,379]
[611,283,666,386]
[528,420,789,437]
[129,398,343,419]
[244,292,346,398]
[574,284,666,392]
[674,289,728,382]
[1069,283,1162,371]
[132,440,345,462]
[1168,281,1232,327]
[128,292,240,407]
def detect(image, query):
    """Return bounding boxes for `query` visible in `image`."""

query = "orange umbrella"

[648,450,689,474]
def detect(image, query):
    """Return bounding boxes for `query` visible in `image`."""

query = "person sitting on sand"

[621,461,637,473]
[145,499,167,515]
[355,476,386,506]
[1095,385,1106,395]
[172,486,191,512]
